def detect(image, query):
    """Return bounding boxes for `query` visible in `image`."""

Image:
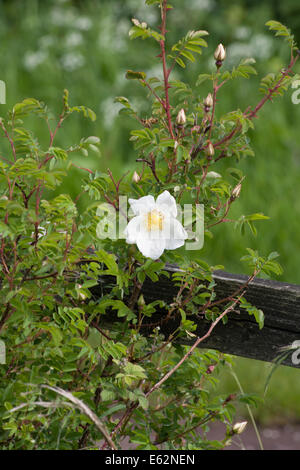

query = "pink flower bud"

[214,43,226,62]
[204,93,213,108]
[132,171,141,183]
[230,183,242,200]
[176,108,186,125]
[206,141,215,158]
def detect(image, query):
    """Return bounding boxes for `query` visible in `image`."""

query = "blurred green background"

[1,0,300,427]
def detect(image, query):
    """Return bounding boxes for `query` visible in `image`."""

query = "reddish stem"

[0,120,17,162]
[247,54,298,119]
[160,0,175,140]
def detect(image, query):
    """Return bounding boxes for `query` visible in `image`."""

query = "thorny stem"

[199,269,259,316]
[206,198,232,229]
[191,52,299,177]
[0,120,17,162]
[39,113,65,168]
[142,79,165,108]
[246,53,299,119]
[90,321,113,341]
[212,53,299,154]
[208,73,219,140]
[136,155,161,183]
[160,0,175,140]
[0,303,15,333]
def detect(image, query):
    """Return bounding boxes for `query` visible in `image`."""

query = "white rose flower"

[124,190,188,260]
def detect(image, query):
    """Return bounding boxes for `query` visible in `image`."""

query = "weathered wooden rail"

[93,266,300,369]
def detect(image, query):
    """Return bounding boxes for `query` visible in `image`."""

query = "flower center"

[146,209,164,232]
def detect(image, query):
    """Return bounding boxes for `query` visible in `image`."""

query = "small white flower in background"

[74,16,92,31]
[61,52,85,71]
[23,51,48,71]
[124,190,188,260]
[39,35,55,50]
[65,32,83,48]
[50,7,75,27]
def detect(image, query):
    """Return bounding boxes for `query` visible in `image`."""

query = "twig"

[145,286,253,398]
[0,120,17,162]
[41,384,117,450]
[159,0,175,140]
[246,54,299,119]
[153,394,235,445]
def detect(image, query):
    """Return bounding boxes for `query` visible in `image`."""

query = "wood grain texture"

[93,266,300,368]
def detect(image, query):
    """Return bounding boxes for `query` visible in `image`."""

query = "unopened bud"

[214,43,226,64]
[230,183,242,200]
[132,171,141,183]
[176,108,186,126]
[206,365,215,374]
[233,421,247,435]
[204,93,213,109]
[137,294,145,307]
[206,141,215,158]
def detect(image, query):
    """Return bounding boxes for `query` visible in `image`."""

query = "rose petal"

[124,215,144,243]
[136,236,166,260]
[164,218,188,250]
[128,195,155,216]
[156,190,177,218]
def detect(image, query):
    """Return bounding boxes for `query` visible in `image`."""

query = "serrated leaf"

[196,73,211,86]
[126,70,147,80]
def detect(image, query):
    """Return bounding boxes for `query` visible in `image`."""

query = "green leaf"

[12,98,48,119]
[100,389,116,402]
[69,105,96,121]
[48,147,68,161]
[129,20,164,42]
[168,30,208,69]
[126,70,147,80]
[84,136,101,145]
[266,20,297,49]
[100,404,126,418]
[254,309,264,330]
[196,73,211,86]
[246,213,270,221]
[36,323,63,346]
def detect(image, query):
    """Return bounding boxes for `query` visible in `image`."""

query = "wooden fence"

[94,266,300,369]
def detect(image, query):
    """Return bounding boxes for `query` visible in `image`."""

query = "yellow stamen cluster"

[146,209,164,232]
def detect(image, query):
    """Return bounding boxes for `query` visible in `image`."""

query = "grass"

[216,356,300,426]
